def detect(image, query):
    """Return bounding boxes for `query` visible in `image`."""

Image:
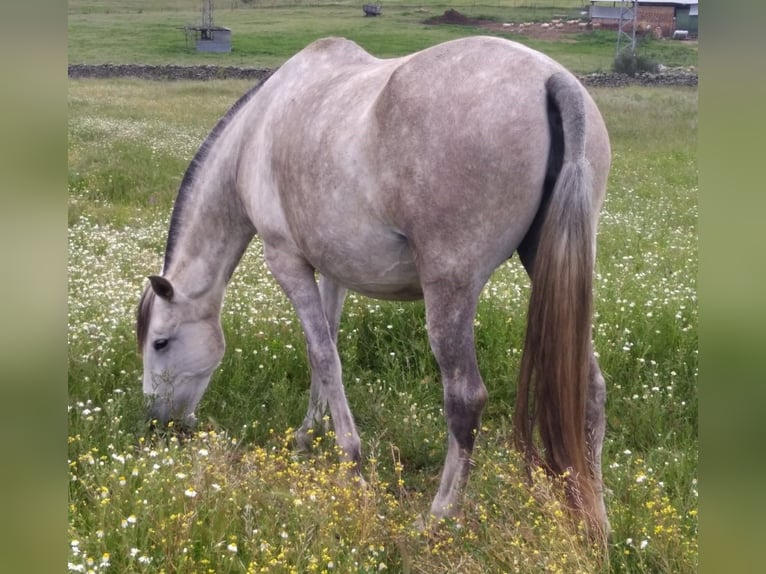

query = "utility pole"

[615,0,638,57]
[202,0,214,30]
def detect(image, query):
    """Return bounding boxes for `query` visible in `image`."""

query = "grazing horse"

[136,36,611,535]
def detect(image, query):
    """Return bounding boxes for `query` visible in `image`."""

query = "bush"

[613,51,660,76]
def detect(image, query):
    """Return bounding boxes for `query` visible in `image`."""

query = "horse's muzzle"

[145,396,197,430]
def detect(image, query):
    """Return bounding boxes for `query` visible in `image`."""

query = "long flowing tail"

[513,72,601,531]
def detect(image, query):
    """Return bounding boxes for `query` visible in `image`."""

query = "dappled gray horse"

[137,36,611,535]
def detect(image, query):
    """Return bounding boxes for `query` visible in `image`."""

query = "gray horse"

[137,36,611,535]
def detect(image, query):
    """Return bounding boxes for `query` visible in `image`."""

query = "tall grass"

[68,75,697,573]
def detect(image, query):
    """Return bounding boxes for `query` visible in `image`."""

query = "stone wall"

[67,64,272,82]
[580,68,697,87]
[69,63,697,88]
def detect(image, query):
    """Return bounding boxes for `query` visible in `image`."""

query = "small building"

[194,26,231,53]
[183,1,232,53]
[590,1,698,39]
[675,2,698,37]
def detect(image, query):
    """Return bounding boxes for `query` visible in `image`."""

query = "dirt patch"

[424,9,591,41]
[433,8,473,26]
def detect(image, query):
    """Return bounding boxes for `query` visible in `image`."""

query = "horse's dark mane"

[140,75,272,349]
[162,74,272,271]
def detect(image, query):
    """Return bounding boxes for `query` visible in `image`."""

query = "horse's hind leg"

[296,275,347,451]
[423,280,488,519]
[587,350,610,534]
[264,250,361,468]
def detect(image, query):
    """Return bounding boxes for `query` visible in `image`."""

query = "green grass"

[68,0,697,73]
[68,75,697,573]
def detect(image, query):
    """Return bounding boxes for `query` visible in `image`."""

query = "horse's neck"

[164,133,255,300]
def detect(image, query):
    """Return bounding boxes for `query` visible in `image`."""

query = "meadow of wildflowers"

[68,79,697,573]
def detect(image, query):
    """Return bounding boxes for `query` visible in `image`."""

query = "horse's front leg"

[263,249,362,468]
[423,279,488,520]
[295,275,347,451]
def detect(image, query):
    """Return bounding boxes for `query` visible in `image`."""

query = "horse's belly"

[312,231,423,300]
[341,269,423,301]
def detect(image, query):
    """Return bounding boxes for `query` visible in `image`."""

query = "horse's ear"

[148,275,174,301]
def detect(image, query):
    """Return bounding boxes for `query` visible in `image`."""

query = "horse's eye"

[153,338,169,351]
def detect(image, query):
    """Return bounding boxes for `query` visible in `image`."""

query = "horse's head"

[137,275,224,427]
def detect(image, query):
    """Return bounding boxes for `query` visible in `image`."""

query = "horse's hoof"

[410,514,447,534]
[349,472,368,490]
[413,515,425,531]
[294,428,316,453]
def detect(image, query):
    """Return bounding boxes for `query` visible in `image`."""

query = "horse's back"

[240,36,608,296]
